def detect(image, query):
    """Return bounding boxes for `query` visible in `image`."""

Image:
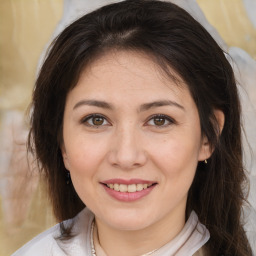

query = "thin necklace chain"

[90,220,158,256]
[90,220,96,256]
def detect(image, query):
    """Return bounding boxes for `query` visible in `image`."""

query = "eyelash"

[80,114,176,128]
[146,114,176,128]
[81,114,110,127]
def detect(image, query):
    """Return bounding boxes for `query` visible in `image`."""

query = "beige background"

[0,0,255,255]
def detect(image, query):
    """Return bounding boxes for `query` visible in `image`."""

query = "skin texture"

[61,51,212,255]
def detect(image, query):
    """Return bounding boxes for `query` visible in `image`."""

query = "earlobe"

[198,135,212,162]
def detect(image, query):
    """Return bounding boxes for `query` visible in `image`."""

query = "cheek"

[152,140,199,202]
[64,138,107,202]
[65,136,106,176]
[149,133,201,178]
[153,136,200,160]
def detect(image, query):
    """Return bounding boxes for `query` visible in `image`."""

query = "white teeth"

[119,184,128,192]
[114,184,119,191]
[136,184,143,191]
[128,184,136,192]
[107,183,152,192]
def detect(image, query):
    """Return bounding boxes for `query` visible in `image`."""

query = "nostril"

[108,147,148,168]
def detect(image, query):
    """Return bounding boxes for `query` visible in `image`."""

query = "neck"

[95,208,186,256]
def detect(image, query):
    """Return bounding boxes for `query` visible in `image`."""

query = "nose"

[107,125,147,170]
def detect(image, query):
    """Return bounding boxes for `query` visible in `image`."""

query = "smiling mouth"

[104,183,155,192]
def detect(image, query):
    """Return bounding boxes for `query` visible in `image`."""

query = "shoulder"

[11,207,94,256]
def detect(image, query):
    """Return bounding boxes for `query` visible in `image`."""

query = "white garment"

[12,208,209,256]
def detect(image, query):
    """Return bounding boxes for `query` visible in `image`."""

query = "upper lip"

[101,179,157,185]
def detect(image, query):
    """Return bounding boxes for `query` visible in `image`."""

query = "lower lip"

[102,184,156,202]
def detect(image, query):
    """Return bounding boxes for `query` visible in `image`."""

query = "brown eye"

[82,114,109,127]
[92,116,104,125]
[147,114,174,127]
[153,117,166,126]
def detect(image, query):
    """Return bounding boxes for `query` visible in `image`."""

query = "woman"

[13,0,253,255]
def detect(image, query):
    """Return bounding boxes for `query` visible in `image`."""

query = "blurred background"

[0,0,255,255]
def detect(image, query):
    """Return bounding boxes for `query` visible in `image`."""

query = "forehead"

[67,50,194,108]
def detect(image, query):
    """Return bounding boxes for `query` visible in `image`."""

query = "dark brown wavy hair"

[28,0,252,255]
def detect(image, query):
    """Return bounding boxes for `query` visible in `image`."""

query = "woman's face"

[62,51,210,232]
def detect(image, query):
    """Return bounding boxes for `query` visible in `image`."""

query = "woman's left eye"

[146,115,174,127]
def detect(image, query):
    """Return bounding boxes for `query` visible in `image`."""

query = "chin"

[98,209,156,231]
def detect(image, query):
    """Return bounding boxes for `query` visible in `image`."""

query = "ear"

[198,135,212,162]
[214,109,225,134]
[198,109,225,161]
[61,145,71,171]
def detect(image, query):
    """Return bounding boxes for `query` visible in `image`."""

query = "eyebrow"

[73,99,184,112]
[73,100,113,110]
[139,100,184,112]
